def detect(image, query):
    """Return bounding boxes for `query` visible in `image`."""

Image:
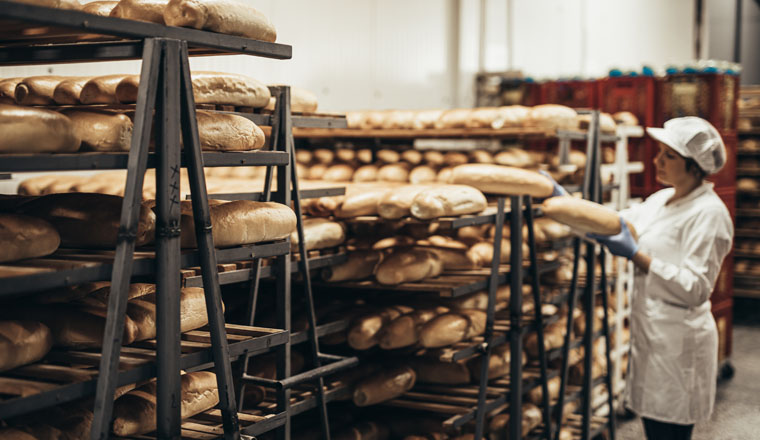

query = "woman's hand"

[538,170,568,197]
[588,216,639,259]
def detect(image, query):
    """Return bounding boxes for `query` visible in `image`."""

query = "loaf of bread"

[0,78,22,104]
[352,366,416,407]
[196,110,265,151]
[542,196,637,237]
[322,164,355,182]
[61,109,133,152]
[312,148,334,164]
[264,86,318,113]
[578,112,617,133]
[64,282,154,307]
[335,185,390,218]
[352,165,379,182]
[164,0,276,41]
[291,218,346,251]
[0,214,60,263]
[488,403,542,438]
[347,305,413,350]
[112,371,219,436]
[411,358,470,385]
[0,321,53,372]
[81,0,118,15]
[400,149,423,165]
[491,105,531,129]
[321,250,382,282]
[525,321,565,359]
[377,184,435,219]
[434,108,472,129]
[448,164,553,198]
[468,343,525,381]
[110,0,166,23]
[51,77,90,104]
[527,104,578,131]
[527,375,561,405]
[0,104,81,153]
[335,148,355,162]
[80,74,136,104]
[443,151,469,166]
[0,429,37,440]
[180,200,296,248]
[17,193,155,247]
[410,185,487,220]
[411,109,444,129]
[613,111,639,126]
[377,163,410,182]
[469,149,493,164]
[418,312,469,348]
[378,306,448,349]
[372,235,415,250]
[126,287,210,341]
[493,146,535,168]
[15,76,68,105]
[408,165,437,184]
[426,247,477,270]
[464,107,499,128]
[375,249,443,285]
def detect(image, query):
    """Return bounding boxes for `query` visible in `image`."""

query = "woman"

[585,117,733,439]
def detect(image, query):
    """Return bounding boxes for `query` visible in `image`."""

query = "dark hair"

[684,157,707,180]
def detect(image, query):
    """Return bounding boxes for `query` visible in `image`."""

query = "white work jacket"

[620,182,733,424]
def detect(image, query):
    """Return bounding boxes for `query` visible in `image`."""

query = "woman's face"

[654,143,690,186]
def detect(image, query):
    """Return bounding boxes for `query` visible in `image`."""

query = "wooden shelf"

[292,126,551,139]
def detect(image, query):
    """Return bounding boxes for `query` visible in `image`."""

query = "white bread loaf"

[375,249,443,285]
[466,240,529,267]
[400,149,423,165]
[347,305,412,350]
[613,111,639,126]
[0,321,53,372]
[377,163,409,182]
[416,235,468,250]
[443,151,469,166]
[335,185,391,218]
[61,109,133,152]
[110,0,167,24]
[434,108,472,129]
[0,214,60,263]
[112,371,219,436]
[352,165,379,182]
[14,76,68,105]
[377,184,436,219]
[448,164,554,197]
[464,107,500,128]
[383,110,416,129]
[290,218,346,251]
[321,250,382,282]
[52,77,90,104]
[80,74,135,104]
[412,109,444,129]
[378,306,448,349]
[492,105,531,128]
[363,111,387,129]
[312,148,334,164]
[295,149,312,164]
[493,146,535,168]
[527,104,578,131]
[164,0,276,42]
[411,358,470,384]
[126,287,211,341]
[0,104,80,153]
[470,149,494,164]
[81,0,118,16]
[436,167,453,183]
[426,247,478,270]
[322,164,355,182]
[196,110,265,151]
[376,149,400,163]
[542,196,637,237]
[409,165,437,184]
[419,312,470,348]
[410,185,487,220]
[422,150,444,166]
[180,200,296,248]
[263,85,318,113]
[0,78,22,104]
[352,366,416,407]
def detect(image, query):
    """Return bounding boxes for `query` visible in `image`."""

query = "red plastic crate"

[715,187,737,222]
[520,82,544,107]
[540,80,598,108]
[597,76,657,127]
[657,73,740,132]
[711,298,733,361]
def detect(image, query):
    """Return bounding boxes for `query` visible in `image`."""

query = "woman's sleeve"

[644,209,733,307]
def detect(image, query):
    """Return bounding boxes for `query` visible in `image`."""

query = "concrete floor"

[615,300,760,440]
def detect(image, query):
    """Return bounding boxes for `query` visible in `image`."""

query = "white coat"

[620,182,733,424]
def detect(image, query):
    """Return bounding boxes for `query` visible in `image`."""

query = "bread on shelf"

[0,214,60,263]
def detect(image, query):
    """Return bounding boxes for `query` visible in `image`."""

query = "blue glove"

[538,170,568,197]
[588,217,639,259]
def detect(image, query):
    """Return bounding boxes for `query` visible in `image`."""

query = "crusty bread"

[412,109,444,129]
[15,76,68,105]
[434,108,472,129]
[0,214,60,263]
[466,240,529,267]
[377,163,410,182]
[435,167,453,183]
[0,321,53,372]
[80,74,136,105]
[378,306,447,349]
[61,109,133,152]
[400,149,423,165]
[335,185,391,218]
[126,287,210,341]
[527,375,561,405]
[408,165,437,184]
[0,78,22,104]
[448,164,554,197]
[352,165,379,182]
[52,77,90,104]
[0,104,80,153]
[491,105,531,129]
[542,196,638,237]
[264,86,318,113]
[81,0,118,16]
[468,343,525,381]
[613,111,639,126]
[376,149,400,163]
[164,0,276,41]
[312,148,334,164]
[335,148,355,162]
[470,149,494,164]
[321,250,381,282]
[352,366,416,406]
[295,149,313,164]
[410,185,487,220]
[443,151,469,167]
[377,184,436,219]
[411,358,470,384]
[464,107,499,128]
[527,104,578,131]
[196,110,265,151]
[426,247,478,270]
[419,313,469,348]
[423,150,445,166]
[493,146,535,168]
[375,249,443,285]
[110,0,167,24]
[291,218,346,251]
[347,305,412,350]
[112,371,219,436]
[322,164,355,182]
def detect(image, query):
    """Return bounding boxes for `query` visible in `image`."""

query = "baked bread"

[0,104,80,153]
[434,108,472,129]
[0,214,60,263]
[0,321,53,372]
[312,148,334,164]
[81,0,118,16]
[613,111,639,126]
[80,74,136,104]
[335,148,355,162]
[464,107,499,128]
[378,307,448,349]
[468,343,524,381]
[196,110,265,151]
[527,104,578,131]
[321,250,381,282]
[335,185,391,218]
[542,196,637,237]
[412,109,444,129]
[493,146,534,168]
[377,163,410,182]
[410,185,487,220]
[400,149,423,165]
[352,366,416,406]
[15,76,68,105]
[419,312,469,348]
[423,150,445,166]
[0,78,22,104]
[164,0,276,41]
[492,105,531,128]
[377,184,436,219]
[180,200,295,248]
[347,305,412,350]
[264,86,318,113]
[110,0,167,23]
[375,248,443,285]
[352,165,379,182]
[436,167,453,183]
[112,371,219,436]
[448,164,554,197]
[61,109,133,152]
[126,287,211,341]
[52,77,90,104]
[322,164,355,182]
[409,165,437,184]
[470,149,494,164]
[411,358,470,384]
[290,218,346,251]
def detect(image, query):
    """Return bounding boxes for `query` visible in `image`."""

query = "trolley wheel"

[719,361,735,381]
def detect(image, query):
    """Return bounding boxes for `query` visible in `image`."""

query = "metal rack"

[0,5,353,439]
[734,118,760,299]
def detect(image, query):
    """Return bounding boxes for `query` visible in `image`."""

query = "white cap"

[646,117,726,174]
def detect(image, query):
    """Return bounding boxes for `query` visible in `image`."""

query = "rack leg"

[580,244,596,440]
[178,41,240,439]
[508,195,524,440]
[90,38,161,440]
[599,249,617,439]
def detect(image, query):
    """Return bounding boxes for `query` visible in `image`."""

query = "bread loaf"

[434,108,472,129]
[52,77,90,104]
[353,165,379,182]
[15,76,68,105]
[0,321,53,372]
[335,148,355,162]
[448,164,554,198]
[347,305,412,350]
[542,196,637,237]
[464,107,499,128]
[400,149,423,165]
[164,0,276,41]
[126,287,210,341]
[436,167,453,183]
[0,78,22,104]
[295,149,313,164]
[412,109,444,129]
[112,371,219,436]
[409,165,437,184]
[291,218,346,251]
[372,235,415,250]
[81,0,118,15]
[18,193,155,247]
[427,247,477,270]
[527,375,561,404]
[61,109,133,152]
[525,321,565,358]
[68,282,154,307]
[383,110,416,129]
[196,110,265,151]
[180,200,296,248]
[110,0,166,23]
[264,85,318,113]
[375,249,443,285]
[578,112,617,133]
[0,214,60,263]
[80,74,135,104]
[357,149,373,163]
[468,343,525,381]
[377,163,410,182]
[410,185,487,220]
[493,146,535,168]
[335,185,390,218]
[377,184,436,219]
[528,104,578,131]
[0,429,37,440]
[378,307,448,349]
[0,104,80,153]
[33,281,110,304]
[492,105,531,129]
[376,149,400,163]
[412,358,470,384]
[419,312,469,348]
[321,250,381,282]
[352,366,416,407]
[322,164,355,182]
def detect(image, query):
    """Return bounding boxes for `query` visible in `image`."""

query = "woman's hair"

[684,156,708,180]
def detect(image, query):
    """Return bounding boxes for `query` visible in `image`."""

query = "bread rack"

[0,3,355,439]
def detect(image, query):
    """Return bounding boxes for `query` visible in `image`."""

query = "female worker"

[587,117,734,439]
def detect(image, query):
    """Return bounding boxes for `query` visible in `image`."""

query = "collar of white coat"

[664,181,713,209]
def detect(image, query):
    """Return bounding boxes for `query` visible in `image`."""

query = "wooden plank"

[0,376,59,397]
[10,364,95,383]
[383,398,470,414]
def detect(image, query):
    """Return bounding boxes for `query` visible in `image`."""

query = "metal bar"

[525,198,553,440]
[509,195,524,440]
[599,248,617,439]
[202,187,346,202]
[0,1,292,59]
[472,197,505,440]
[155,38,182,439]
[444,394,508,431]
[242,355,358,390]
[179,41,240,439]
[90,37,160,440]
